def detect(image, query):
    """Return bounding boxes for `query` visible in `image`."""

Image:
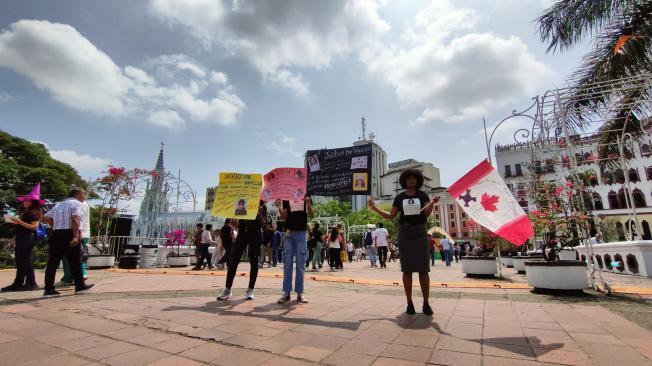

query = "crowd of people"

[3,169,469,315]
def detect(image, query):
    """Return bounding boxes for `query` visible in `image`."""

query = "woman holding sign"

[368,169,439,315]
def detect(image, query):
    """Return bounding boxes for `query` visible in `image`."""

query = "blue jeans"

[366,245,377,266]
[443,249,452,266]
[272,243,279,266]
[283,231,307,294]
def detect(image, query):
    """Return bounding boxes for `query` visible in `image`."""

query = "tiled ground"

[0,262,651,365]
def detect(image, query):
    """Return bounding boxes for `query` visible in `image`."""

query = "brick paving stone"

[260,356,315,366]
[300,334,349,351]
[482,342,535,360]
[104,326,156,340]
[284,344,334,362]
[0,332,21,344]
[322,350,377,366]
[380,344,432,363]
[247,325,286,337]
[126,331,178,346]
[532,346,593,366]
[149,335,207,354]
[579,343,652,366]
[145,355,206,366]
[102,348,170,366]
[210,348,275,366]
[222,332,270,347]
[340,339,388,357]
[569,331,624,345]
[482,356,549,366]
[75,340,142,360]
[372,356,426,366]
[0,340,64,364]
[55,335,114,352]
[354,329,400,344]
[22,353,89,366]
[435,335,481,354]
[429,349,482,366]
[186,327,234,341]
[391,332,438,349]
[178,343,235,363]
[521,321,563,331]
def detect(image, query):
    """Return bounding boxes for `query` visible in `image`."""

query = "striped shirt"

[45,198,83,230]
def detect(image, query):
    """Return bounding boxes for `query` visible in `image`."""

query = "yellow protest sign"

[211,172,262,220]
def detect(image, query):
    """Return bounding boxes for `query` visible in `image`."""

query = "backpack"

[364,231,373,246]
[35,223,48,241]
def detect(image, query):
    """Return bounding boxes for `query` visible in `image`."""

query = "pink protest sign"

[260,168,307,201]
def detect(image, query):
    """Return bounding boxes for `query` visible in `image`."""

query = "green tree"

[537,0,651,160]
[0,130,86,238]
[313,200,352,218]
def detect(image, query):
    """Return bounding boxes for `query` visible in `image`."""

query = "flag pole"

[483,116,503,279]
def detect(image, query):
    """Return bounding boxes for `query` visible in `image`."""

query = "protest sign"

[260,168,307,201]
[306,143,372,196]
[211,172,262,220]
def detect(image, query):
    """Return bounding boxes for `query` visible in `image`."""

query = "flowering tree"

[164,229,186,256]
[528,178,590,250]
[467,219,503,256]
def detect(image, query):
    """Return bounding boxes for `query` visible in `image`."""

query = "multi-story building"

[351,138,388,211]
[495,133,652,240]
[205,186,216,211]
[380,159,440,199]
[431,188,473,241]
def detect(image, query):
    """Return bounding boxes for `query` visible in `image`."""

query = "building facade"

[431,188,473,241]
[495,134,652,240]
[380,159,441,199]
[351,139,388,211]
[205,186,216,211]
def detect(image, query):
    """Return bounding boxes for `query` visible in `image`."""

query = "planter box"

[499,256,514,268]
[139,245,158,269]
[575,241,652,277]
[558,249,577,261]
[167,255,191,267]
[525,260,588,292]
[119,255,139,269]
[513,255,544,274]
[87,255,115,269]
[461,256,497,278]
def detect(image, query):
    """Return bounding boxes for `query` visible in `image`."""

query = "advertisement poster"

[306,143,373,196]
[211,172,262,220]
[260,168,307,201]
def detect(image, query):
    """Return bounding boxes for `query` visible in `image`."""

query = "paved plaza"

[1,261,651,366]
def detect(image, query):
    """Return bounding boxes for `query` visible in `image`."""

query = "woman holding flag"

[368,169,438,315]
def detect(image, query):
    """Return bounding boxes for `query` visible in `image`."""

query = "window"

[462,232,468,238]
[450,212,455,219]
[435,214,440,220]
[504,165,512,178]
[633,189,646,208]
[615,169,625,184]
[462,220,467,227]
[518,200,528,208]
[641,144,651,157]
[629,168,640,183]
[608,191,620,209]
[592,193,603,210]
[515,163,522,176]
[448,205,454,211]
[450,221,456,228]
[461,212,466,218]
[618,189,628,208]
[451,232,457,238]
[646,167,652,180]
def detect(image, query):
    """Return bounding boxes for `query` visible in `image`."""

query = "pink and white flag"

[448,160,533,246]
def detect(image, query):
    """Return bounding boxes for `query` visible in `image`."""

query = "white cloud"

[267,132,302,157]
[0,20,245,129]
[149,0,389,94]
[49,149,111,179]
[361,1,553,125]
[0,91,16,103]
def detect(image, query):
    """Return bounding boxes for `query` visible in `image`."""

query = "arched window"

[646,167,652,180]
[642,220,651,240]
[608,191,619,209]
[633,189,646,208]
[589,174,599,187]
[616,222,625,241]
[629,168,640,183]
[592,193,603,210]
[641,144,651,157]
[615,169,625,184]
[618,188,629,208]
[602,171,614,185]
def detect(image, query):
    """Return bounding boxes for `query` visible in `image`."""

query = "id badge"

[403,198,421,216]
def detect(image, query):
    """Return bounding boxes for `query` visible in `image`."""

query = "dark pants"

[328,248,341,269]
[225,238,259,289]
[272,243,279,266]
[217,246,232,266]
[44,230,84,290]
[378,246,388,267]
[429,249,436,266]
[13,235,37,286]
[197,244,212,268]
[348,251,353,262]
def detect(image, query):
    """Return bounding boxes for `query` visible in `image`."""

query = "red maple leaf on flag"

[480,193,499,212]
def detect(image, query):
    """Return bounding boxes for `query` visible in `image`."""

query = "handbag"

[35,223,48,241]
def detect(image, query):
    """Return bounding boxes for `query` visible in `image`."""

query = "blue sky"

[0,0,590,209]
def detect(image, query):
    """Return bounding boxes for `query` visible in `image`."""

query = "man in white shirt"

[440,238,452,267]
[373,222,390,268]
[43,187,94,296]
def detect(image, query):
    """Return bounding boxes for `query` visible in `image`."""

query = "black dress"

[393,191,430,273]
[13,212,38,286]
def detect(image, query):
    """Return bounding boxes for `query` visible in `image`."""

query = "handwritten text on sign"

[211,172,262,220]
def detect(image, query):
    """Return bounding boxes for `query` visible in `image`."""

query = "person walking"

[1,184,43,292]
[56,193,91,286]
[211,227,223,268]
[368,169,438,315]
[217,202,267,300]
[42,187,94,296]
[364,227,377,267]
[197,224,215,270]
[441,237,452,267]
[216,219,234,270]
[373,222,389,268]
[326,226,342,271]
[346,240,354,263]
[276,197,314,304]
[192,223,204,270]
[310,223,324,271]
[428,234,436,267]
[453,243,460,262]
[261,223,274,268]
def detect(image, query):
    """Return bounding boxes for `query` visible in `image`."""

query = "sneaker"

[75,284,95,293]
[217,288,231,300]
[20,284,39,291]
[245,289,254,300]
[55,281,73,287]
[1,284,21,292]
[297,294,308,304]
[43,289,61,296]
[406,303,416,315]
[423,303,433,315]
[277,293,291,304]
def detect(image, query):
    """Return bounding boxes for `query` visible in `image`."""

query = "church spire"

[155,142,165,172]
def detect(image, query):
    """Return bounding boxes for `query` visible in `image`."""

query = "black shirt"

[220,224,233,249]
[282,201,308,231]
[237,219,263,245]
[15,212,38,240]
[392,190,430,225]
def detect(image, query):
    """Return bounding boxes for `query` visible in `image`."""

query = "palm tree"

[537,0,651,162]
